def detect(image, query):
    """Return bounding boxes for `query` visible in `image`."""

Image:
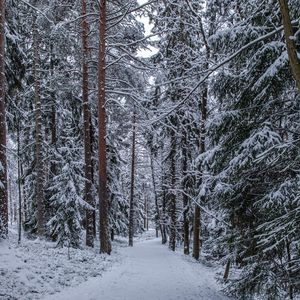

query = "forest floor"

[0,226,118,300]
[1,227,229,300]
[42,232,230,300]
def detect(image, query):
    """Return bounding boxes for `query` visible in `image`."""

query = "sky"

[136,0,158,58]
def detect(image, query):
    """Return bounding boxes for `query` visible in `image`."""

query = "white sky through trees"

[137,0,157,57]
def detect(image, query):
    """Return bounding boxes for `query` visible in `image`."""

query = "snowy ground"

[42,235,230,300]
[0,228,118,300]
[1,228,230,300]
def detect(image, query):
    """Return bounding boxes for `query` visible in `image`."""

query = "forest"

[0,0,300,299]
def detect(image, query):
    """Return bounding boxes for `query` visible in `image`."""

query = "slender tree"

[33,16,45,236]
[168,127,177,251]
[81,0,94,248]
[98,0,111,254]
[0,0,7,238]
[128,110,136,247]
[17,116,22,244]
[279,0,300,92]
[193,87,208,260]
[193,15,210,260]
[182,132,189,255]
[150,153,166,242]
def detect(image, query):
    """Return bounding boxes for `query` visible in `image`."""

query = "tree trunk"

[9,178,12,225]
[168,131,176,251]
[182,134,189,255]
[150,153,164,241]
[286,239,293,299]
[192,206,200,259]
[82,0,94,248]
[279,0,300,92]
[161,170,167,244]
[0,0,7,238]
[50,43,57,175]
[21,163,27,223]
[144,195,147,229]
[17,119,22,244]
[223,259,231,282]
[128,110,136,247]
[90,117,96,238]
[33,16,45,237]
[193,86,208,260]
[98,0,111,255]
[45,43,57,224]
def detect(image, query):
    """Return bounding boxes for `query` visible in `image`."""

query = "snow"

[42,235,229,300]
[0,228,117,300]
[1,228,229,300]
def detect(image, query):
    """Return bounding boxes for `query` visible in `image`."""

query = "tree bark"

[286,239,293,299]
[144,194,147,230]
[50,43,57,176]
[182,133,189,255]
[0,0,7,238]
[192,204,201,259]
[223,259,231,282]
[128,110,136,247]
[82,0,94,248]
[98,0,111,254]
[9,177,12,225]
[21,163,26,223]
[168,131,176,251]
[33,16,45,237]
[161,168,167,244]
[17,119,22,244]
[150,152,165,241]
[193,86,207,260]
[279,0,300,92]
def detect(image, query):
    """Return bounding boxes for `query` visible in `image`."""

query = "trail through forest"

[42,237,229,300]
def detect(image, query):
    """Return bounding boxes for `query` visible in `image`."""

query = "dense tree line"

[0,0,299,299]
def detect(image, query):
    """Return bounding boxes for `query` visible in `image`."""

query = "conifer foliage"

[1,0,300,299]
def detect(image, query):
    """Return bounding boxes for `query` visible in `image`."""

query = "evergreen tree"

[204,0,300,298]
[47,112,89,248]
[0,0,7,238]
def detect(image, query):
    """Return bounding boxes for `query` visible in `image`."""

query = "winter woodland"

[0,0,300,299]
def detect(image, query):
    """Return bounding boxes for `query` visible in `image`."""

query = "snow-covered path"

[43,238,229,300]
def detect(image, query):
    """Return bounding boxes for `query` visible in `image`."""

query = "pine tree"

[81,0,94,248]
[47,112,90,248]
[98,0,111,255]
[128,109,136,247]
[0,0,7,238]
[149,0,204,253]
[203,0,300,297]
[33,14,45,236]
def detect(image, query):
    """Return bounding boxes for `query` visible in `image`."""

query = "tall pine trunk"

[182,133,189,255]
[50,43,57,174]
[144,194,149,231]
[17,118,22,244]
[168,130,176,251]
[98,0,111,254]
[192,203,200,259]
[193,87,207,260]
[279,0,300,92]
[193,17,209,260]
[128,110,136,247]
[33,16,45,236]
[286,239,293,299]
[0,0,7,238]
[150,154,164,241]
[82,0,94,248]
[161,167,167,244]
